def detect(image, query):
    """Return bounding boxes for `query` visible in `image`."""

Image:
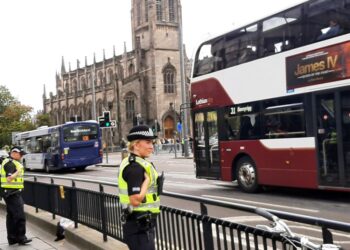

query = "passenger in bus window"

[266,117,286,138]
[239,116,253,139]
[317,18,343,41]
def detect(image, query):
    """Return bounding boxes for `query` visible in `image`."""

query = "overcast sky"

[0,0,305,113]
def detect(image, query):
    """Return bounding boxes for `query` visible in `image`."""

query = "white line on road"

[202,195,319,213]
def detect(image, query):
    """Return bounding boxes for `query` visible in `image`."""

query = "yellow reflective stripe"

[119,187,157,195]
[137,201,160,209]
[1,159,24,189]
[119,189,128,195]
[147,186,157,193]
[3,182,23,185]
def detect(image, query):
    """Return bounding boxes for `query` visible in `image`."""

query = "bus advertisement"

[191,0,350,192]
[14,121,103,172]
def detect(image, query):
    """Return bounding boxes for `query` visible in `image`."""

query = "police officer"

[118,125,164,250]
[1,146,32,245]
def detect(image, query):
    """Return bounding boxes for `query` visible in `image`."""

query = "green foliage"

[0,85,16,113]
[35,113,51,127]
[0,85,35,147]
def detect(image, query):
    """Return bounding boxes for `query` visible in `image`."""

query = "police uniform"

[0,146,31,245]
[118,125,163,250]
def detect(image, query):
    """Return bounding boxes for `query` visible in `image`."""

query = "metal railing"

[23,173,350,250]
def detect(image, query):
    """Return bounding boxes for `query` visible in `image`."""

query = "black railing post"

[33,176,38,213]
[100,184,108,242]
[51,178,55,220]
[200,202,214,250]
[71,181,78,228]
[322,227,334,244]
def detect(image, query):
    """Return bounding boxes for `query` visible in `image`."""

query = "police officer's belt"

[127,212,158,221]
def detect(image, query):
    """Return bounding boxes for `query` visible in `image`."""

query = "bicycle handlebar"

[255,207,276,222]
[255,207,341,250]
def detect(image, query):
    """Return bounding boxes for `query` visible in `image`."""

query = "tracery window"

[169,0,175,22]
[145,0,149,22]
[163,65,176,93]
[156,0,162,21]
[125,93,136,121]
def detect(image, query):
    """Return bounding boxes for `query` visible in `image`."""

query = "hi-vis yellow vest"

[118,155,160,214]
[1,158,24,189]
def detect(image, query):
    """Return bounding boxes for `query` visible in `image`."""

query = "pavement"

[0,200,128,250]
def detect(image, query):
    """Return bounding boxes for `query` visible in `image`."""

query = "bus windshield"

[63,124,99,142]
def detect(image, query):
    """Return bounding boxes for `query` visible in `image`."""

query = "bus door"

[315,91,350,187]
[194,110,220,179]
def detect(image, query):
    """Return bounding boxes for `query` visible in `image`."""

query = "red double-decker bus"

[191,0,350,192]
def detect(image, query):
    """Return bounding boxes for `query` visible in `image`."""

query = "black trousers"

[123,219,156,250]
[4,192,26,242]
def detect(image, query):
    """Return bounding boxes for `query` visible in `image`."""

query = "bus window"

[25,139,31,153]
[262,7,302,56]
[224,115,239,140]
[194,112,206,148]
[63,124,98,142]
[194,37,226,77]
[264,102,305,139]
[51,131,59,148]
[307,0,350,43]
[224,113,259,140]
[42,135,51,153]
[33,137,43,153]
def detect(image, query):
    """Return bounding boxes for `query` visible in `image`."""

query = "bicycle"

[255,207,341,250]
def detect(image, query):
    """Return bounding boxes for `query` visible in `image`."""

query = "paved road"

[25,152,350,248]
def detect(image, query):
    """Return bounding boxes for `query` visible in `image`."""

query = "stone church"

[43,0,191,147]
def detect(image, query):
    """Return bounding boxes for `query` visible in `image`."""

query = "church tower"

[131,0,184,138]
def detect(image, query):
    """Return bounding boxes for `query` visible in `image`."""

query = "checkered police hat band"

[128,130,154,137]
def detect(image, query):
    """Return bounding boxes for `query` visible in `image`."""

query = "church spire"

[43,84,46,99]
[61,56,66,74]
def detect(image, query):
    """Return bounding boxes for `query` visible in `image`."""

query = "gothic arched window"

[163,64,176,93]
[156,0,163,21]
[145,0,149,22]
[81,77,86,90]
[128,63,135,76]
[87,74,92,89]
[98,71,104,86]
[107,69,114,84]
[137,2,141,26]
[125,93,136,121]
[169,0,175,22]
[72,79,78,92]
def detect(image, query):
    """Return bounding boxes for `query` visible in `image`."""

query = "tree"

[0,85,16,113]
[0,85,35,147]
[35,113,51,127]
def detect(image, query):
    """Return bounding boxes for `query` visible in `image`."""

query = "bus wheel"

[44,161,50,173]
[236,157,259,193]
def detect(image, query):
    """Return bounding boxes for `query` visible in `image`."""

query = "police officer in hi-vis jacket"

[118,125,164,250]
[1,146,32,245]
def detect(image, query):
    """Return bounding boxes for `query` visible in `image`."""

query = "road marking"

[202,195,319,213]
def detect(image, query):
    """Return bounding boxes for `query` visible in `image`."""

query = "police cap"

[127,125,157,142]
[10,146,27,155]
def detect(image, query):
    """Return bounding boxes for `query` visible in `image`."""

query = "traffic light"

[99,111,111,127]
[103,111,111,127]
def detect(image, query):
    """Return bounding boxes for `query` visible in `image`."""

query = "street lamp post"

[178,4,190,157]
[136,113,142,125]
